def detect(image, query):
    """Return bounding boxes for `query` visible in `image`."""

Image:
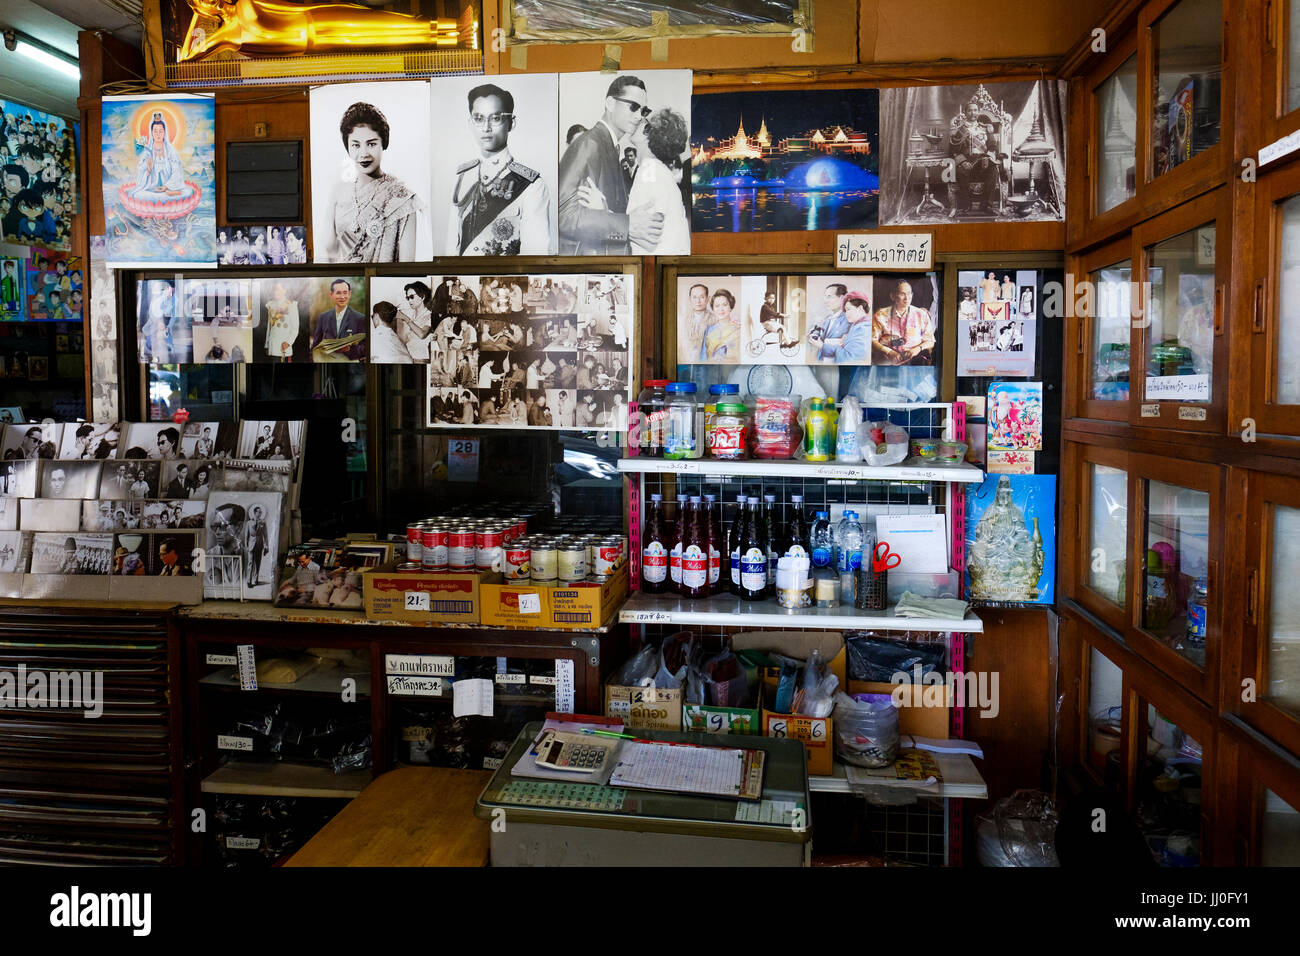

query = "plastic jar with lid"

[708,400,749,459]
[704,383,739,450]
[636,379,669,457]
[664,383,702,459]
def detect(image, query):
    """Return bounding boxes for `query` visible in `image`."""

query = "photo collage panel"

[956,268,1039,377]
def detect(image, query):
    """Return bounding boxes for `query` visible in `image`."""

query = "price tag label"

[236,644,257,691]
[1140,403,1161,418]
[662,459,700,474]
[205,653,237,666]
[1178,406,1207,421]
[621,609,673,623]
[225,836,260,850]
[518,593,542,615]
[494,673,526,685]
[530,674,558,686]
[386,675,445,697]
[555,658,575,712]
[217,735,253,752]
[404,590,430,612]
[769,719,788,738]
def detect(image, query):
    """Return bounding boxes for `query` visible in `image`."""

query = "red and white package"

[751,396,801,459]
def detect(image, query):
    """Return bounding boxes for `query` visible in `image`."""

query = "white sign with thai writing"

[1145,374,1210,402]
[1261,129,1300,167]
[836,233,933,271]
[385,654,455,676]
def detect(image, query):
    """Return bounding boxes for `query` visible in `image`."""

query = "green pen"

[582,728,634,739]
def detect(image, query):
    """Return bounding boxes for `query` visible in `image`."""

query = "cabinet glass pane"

[1278,195,1300,405]
[1090,261,1132,401]
[1140,704,1202,866]
[1142,480,1210,668]
[1289,0,1300,114]
[1268,504,1300,715]
[1088,464,1128,605]
[1096,55,1138,213]
[1145,225,1214,403]
[1087,647,1123,780]
[1262,789,1300,866]
[1152,0,1222,177]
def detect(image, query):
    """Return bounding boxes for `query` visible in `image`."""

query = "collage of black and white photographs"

[956,268,1039,377]
[676,272,940,369]
[136,273,369,365]
[389,272,634,429]
[307,71,693,265]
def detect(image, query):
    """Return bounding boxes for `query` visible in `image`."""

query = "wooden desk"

[286,767,491,867]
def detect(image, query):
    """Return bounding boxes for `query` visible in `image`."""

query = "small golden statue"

[178,0,475,62]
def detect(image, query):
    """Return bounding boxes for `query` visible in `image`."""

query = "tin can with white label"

[406,521,425,564]
[558,543,589,581]
[529,542,558,583]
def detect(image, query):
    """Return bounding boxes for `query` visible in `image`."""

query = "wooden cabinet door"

[1071,235,1136,422]
[1262,0,1300,148]
[1249,160,1300,435]
[1065,443,1134,632]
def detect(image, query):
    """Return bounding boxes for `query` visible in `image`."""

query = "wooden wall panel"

[213,93,311,237]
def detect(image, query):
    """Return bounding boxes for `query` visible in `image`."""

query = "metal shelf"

[618,458,984,483]
[808,754,987,799]
[618,590,982,633]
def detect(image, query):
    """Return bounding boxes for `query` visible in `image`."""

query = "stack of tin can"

[403,515,530,572]
[515,533,627,587]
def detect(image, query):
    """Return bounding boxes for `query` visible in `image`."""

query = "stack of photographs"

[274,541,387,610]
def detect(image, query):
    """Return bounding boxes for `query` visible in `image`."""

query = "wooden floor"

[286,766,492,867]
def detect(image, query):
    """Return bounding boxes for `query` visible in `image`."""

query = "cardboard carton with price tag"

[731,631,846,776]
[682,703,761,735]
[479,564,628,630]
[605,681,684,731]
[363,563,496,623]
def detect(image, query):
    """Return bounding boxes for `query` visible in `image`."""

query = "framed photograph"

[558,70,693,255]
[431,74,559,257]
[203,491,283,600]
[309,81,433,264]
[964,474,1056,605]
[307,275,368,363]
[1,422,61,459]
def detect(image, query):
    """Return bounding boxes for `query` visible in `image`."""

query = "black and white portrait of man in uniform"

[434,76,559,257]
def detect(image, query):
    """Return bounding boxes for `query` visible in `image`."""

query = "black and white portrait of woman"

[310,81,433,264]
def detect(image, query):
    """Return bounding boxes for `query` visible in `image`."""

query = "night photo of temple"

[690,89,880,233]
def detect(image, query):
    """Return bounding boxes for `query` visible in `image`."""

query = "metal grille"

[861,795,949,866]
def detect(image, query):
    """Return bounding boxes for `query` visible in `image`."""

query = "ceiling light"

[16,40,80,80]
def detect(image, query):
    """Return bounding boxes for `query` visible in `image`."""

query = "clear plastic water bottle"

[835,510,866,603]
[810,511,834,571]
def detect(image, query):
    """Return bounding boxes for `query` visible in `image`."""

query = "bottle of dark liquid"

[641,493,669,594]
[670,493,687,593]
[728,493,748,596]
[681,496,709,599]
[786,494,810,561]
[739,497,767,601]
[763,493,781,597]
[702,494,723,592]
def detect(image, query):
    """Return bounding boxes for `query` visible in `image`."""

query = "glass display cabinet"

[1261,0,1300,147]
[1147,0,1223,182]
[1070,445,1131,632]
[1094,51,1140,218]
[1074,238,1134,421]
[1250,160,1300,436]
[1128,454,1222,703]
[1132,699,1207,866]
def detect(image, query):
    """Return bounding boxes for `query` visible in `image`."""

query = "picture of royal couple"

[804,277,937,366]
[558,71,692,255]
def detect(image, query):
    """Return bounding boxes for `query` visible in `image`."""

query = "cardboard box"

[605,683,683,731]
[480,564,628,630]
[848,680,951,740]
[363,563,494,624]
[731,631,845,777]
[683,704,761,736]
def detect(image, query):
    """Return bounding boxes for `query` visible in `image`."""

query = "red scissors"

[872,542,901,573]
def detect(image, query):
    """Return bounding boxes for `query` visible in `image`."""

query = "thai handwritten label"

[1145,374,1209,401]
[1178,406,1208,421]
[1140,403,1161,418]
[836,232,933,271]
[385,654,455,676]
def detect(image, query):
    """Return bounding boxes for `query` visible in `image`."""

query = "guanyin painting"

[101,93,216,267]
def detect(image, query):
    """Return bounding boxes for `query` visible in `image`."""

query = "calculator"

[533,730,617,775]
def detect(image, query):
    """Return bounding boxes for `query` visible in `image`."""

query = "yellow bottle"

[805,400,832,461]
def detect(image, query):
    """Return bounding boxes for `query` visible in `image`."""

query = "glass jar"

[636,379,669,457]
[704,383,739,450]
[708,401,748,459]
[664,382,702,460]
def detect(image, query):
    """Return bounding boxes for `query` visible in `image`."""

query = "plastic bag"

[975,790,1060,867]
[612,644,658,687]
[751,395,801,459]
[845,634,946,683]
[846,366,938,405]
[832,692,900,767]
[701,648,750,707]
[859,420,909,466]
[794,647,839,717]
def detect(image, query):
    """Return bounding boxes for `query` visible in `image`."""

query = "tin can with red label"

[406,521,425,564]
[448,527,476,571]
[420,525,448,570]
[595,537,622,577]
[504,539,531,580]
[476,526,505,571]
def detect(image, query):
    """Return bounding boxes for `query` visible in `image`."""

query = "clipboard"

[608,739,766,801]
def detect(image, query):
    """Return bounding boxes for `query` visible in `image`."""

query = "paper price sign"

[217,735,253,752]
[205,654,237,666]
[518,593,542,615]
[226,837,260,850]
[404,591,430,612]
[769,719,788,738]
[621,609,673,623]
[555,659,575,712]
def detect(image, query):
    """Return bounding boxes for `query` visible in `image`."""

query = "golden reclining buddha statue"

[178,0,476,62]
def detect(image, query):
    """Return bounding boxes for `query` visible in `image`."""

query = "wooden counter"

[285,767,491,867]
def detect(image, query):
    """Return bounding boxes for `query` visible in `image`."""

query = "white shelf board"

[617,458,984,483]
[618,590,982,633]
[809,753,987,799]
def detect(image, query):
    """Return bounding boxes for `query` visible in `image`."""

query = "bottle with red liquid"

[680,495,710,599]
[702,494,723,592]
[640,493,669,593]
[669,493,687,592]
